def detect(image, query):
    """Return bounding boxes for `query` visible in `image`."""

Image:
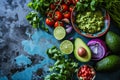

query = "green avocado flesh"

[74,38,91,62]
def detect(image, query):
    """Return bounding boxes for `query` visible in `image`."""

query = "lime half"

[53,26,66,40]
[60,40,73,54]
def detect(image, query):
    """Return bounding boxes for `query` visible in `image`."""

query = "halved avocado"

[74,38,91,62]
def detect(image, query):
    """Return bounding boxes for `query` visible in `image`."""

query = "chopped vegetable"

[66,25,73,34]
[75,10,104,34]
[77,65,96,80]
[75,0,120,29]
[45,46,78,80]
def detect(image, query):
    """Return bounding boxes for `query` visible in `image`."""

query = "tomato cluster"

[45,0,79,28]
[77,65,95,80]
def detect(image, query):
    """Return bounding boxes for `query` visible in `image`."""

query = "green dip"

[76,10,104,34]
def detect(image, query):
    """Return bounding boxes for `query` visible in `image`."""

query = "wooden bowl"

[71,7,110,38]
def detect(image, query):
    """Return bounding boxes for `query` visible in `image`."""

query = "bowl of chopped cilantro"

[71,6,110,38]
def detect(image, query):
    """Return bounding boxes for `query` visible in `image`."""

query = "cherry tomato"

[76,0,79,2]
[69,5,74,12]
[63,11,71,19]
[61,4,68,12]
[54,11,63,21]
[72,0,79,5]
[50,4,56,10]
[54,21,64,28]
[45,18,55,26]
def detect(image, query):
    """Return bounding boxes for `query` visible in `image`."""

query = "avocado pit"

[78,47,87,57]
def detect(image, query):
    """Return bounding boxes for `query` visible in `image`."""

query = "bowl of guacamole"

[71,8,110,38]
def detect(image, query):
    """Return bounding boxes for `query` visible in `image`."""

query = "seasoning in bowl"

[77,65,96,80]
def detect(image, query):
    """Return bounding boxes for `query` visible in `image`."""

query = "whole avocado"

[106,31,120,54]
[95,55,120,72]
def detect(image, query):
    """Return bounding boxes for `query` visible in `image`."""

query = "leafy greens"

[45,46,78,80]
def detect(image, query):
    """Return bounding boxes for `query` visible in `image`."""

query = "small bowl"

[71,7,110,38]
[77,65,96,80]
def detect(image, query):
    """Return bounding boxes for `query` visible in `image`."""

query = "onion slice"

[66,25,73,34]
[87,39,108,60]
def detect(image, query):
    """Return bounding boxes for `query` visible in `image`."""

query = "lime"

[60,40,73,54]
[53,26,66,40]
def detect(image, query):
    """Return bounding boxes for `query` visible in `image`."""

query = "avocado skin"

[95,55,120,72]
[106,31,120,54]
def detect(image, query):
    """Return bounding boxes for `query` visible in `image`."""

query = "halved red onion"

[87,39,108,60]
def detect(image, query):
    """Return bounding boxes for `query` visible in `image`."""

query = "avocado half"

[74,38,91,62]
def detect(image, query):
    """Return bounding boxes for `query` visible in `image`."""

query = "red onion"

[66,25,73,34]
[66,25,71,28]
[69,37,74,40]
[87,39,108,60]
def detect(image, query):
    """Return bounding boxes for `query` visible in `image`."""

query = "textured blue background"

[0,0,120,80]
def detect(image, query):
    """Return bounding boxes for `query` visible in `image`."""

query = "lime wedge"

[53,26,66,40]
[60,40,73,54]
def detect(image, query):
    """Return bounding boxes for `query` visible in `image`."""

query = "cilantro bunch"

[45,46,78,80]
[75,0,101,12]
[26,0,56,31]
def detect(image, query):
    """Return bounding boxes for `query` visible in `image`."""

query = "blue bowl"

[71,8,110,38]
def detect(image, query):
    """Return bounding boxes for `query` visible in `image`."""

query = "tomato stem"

[52,0,62,18]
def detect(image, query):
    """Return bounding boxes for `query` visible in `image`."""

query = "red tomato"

[54,11,63,21]
[54,21,64,28]
[72,0,79,5]
[50,4,56,10]
[45,18,55,26]
[76,0,79,2]
[61,4,68,12]
[69,5,74,12]
[63,11,71,19]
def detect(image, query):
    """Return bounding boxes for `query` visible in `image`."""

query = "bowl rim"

[71,7,110,38]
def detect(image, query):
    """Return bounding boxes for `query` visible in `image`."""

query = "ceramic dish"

[71,8,110,38]
[77,65,96,80]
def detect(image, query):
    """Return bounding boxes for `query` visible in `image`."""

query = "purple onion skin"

[69,37,74,40]
[66,25,71,28]
[66,26,73,34]
[87,39,108,60]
